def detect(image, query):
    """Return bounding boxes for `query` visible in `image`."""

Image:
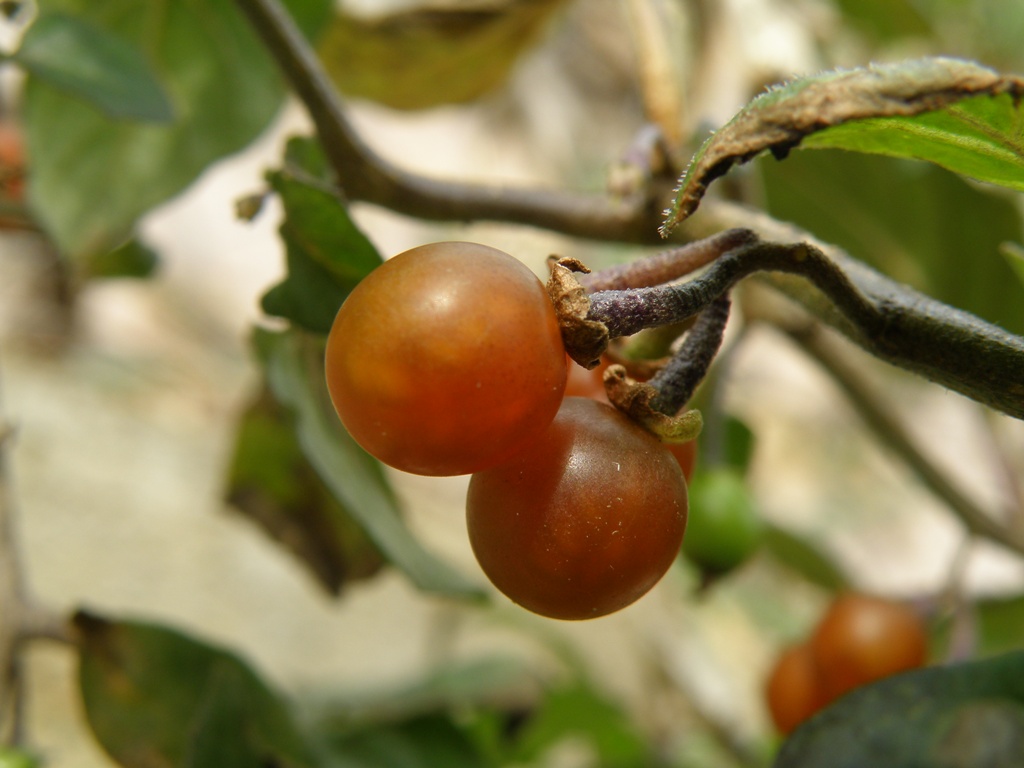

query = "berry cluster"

[325,242,691,620]
[765,592,929,734]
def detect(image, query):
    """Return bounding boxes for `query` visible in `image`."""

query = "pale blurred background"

[2,0,1023,765]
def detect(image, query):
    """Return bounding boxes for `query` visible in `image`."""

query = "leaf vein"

[884,116,1024,169]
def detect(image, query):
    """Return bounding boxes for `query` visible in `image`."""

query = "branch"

[0,423,25,743]
[648,293,732,415]
[579,228,757,292]
[234,0,1024,420]
[585,235,1024,418]
[233,0,669,244]
[586,241,882,341]
[782,323,1024,557]
[689,202,1024,420]
[0,404,74,746]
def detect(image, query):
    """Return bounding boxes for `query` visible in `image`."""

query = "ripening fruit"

[0,120,25,202]
[666,437,698,483]
[325,242,567,476]
[764,593,928,735]
[563,356,698,481]
[810,592,928,701]
[681,467,762,575]
[765,642,827,735]
[466,397,688,620]
[0,119,27,231]
[564,356,610,402]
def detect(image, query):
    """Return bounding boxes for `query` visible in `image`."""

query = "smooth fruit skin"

[325,242,567,476]
[765,643,827,735]
[564,356,610,402]
[681,467,762,574]
[563,356,697,481]
[0,120,24,201]
[667,438,698,483]
[810,592,927,701]
[0,120,26,231]
[466,397,688,620]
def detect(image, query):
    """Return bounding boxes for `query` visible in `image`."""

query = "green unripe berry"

[682,467,762,575]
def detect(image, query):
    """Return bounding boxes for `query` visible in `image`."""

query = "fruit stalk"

[579,228,757,292]
[648,293,732,415]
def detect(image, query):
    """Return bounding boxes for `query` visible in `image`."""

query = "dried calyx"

[546,233,744,440]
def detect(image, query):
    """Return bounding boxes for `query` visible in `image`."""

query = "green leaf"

[310,657,534,726]
[831,0,931,41]
[74,611,314,768]
[308,658,535,768]
[509,684,650,766]
[256,327,483,599]
[720,414,756,472]
[226,386,385,595]
[319,2,566,111]
[23,0,332,261]
[85,237,159,279]
[0,2,22,21]
[1002,242,1024,290]
[261,144,383,333]
[759,151,1024,335]
[283,133,336,184]
[184,668,280,768]
[15,12,173,122]
[318,714,489,768]
[775,651,1024,767]
[663,57,1024,232]
[761,524,849,593]
[972,593,1024,657]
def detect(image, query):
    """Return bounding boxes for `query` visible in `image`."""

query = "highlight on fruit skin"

[466,397,689,621]
[325,241,567,477]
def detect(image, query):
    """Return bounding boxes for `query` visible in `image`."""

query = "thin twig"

[233,0,669,244]
[937,536,978,664]
[586,237,1024,419]
[579,228,757,292]
[981,411,1024,533]
[233,0,1024,420]
[650,651,764,768]
[0,421,24,743]
[586,241,878,339]
[649,293,732,415]
[626,0,689,150]
[687,201,1024,419]
[782,323,1024,556]
[0,378,75,747]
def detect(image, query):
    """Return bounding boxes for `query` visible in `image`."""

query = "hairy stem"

[234,0,1024,420]
[587,235,1024,419]
[697,202,1024,420]
[587,241,874,337]
[579,228,757,292]
[649,293,732,415]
